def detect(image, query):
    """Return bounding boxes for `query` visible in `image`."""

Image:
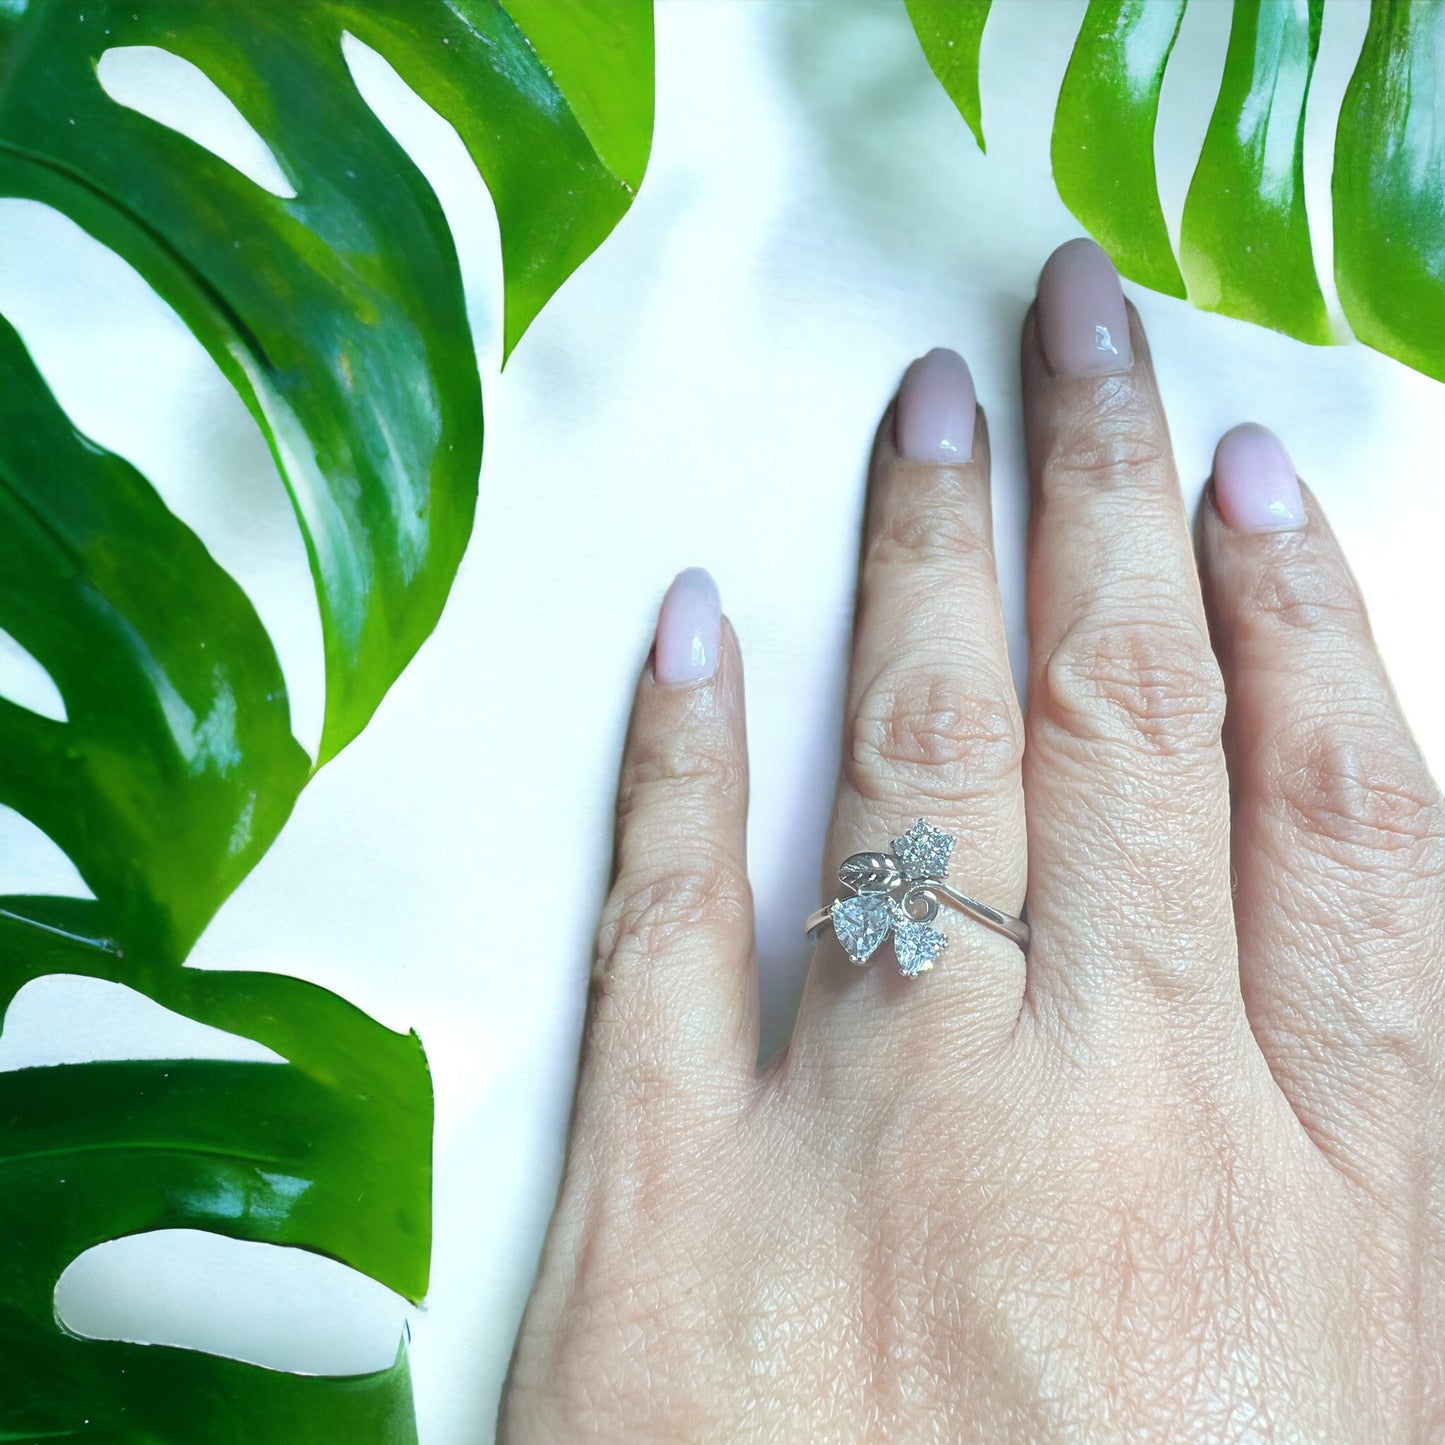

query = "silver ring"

[806,819,1029,976]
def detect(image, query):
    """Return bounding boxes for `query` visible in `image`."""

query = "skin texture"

[497,244,1445,1443]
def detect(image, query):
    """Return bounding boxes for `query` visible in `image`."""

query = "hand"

[497,240,1444,1442]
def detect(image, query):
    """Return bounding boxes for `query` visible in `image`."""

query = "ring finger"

[790,347,1028,1071]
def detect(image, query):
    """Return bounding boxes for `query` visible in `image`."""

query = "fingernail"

[895,348,977,462]
[1211,424,1305,533]
[1036,237,1132,376]
[654,568,721,685]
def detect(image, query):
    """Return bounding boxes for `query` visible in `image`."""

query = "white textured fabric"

[0,3,1440,1440]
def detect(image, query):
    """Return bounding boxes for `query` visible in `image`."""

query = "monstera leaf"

[905,0,1445,382]
[0,1,652,1439]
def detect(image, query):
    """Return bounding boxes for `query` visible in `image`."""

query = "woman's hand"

[498,240,1444,1442]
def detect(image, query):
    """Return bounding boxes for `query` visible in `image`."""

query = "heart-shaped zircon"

[891,917,947,977]
[830,893,893,965]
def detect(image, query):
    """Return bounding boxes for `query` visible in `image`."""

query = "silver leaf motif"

[830,893,893,964]
[837,851,901,894]
[891,915,948,977]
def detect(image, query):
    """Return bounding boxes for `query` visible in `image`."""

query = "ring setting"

[806,819,1029,976]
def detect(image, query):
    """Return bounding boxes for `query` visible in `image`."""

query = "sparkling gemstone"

[891,916,947,977]
[831,893,893,964]
[890,819,955,881]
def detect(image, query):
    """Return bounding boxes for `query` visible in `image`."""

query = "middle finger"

[1020,240,1238,1040]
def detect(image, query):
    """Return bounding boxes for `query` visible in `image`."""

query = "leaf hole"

[0,975,284,1070]
[340,32,505,368]
[1301,0,1375,329]
[0,625,66,723]
[95,46,297,200]
[55,1231,408,1376]
[1153,0,1232,261]
[0,809,93,901]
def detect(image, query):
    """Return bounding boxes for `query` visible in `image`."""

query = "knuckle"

[596,857,752,975]
[1037,613,1226,758]
[1331,977,1437,1081]
[1279,974,1440,1143]
[1271,720,1445,868]
[616,748,746,836]
[1046,393,1172,491]
[867,493,989,572]
[1237,549,1367,636]
[847,664,1022,804]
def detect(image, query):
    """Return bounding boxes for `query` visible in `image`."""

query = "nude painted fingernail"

[1212,424,1305,533]
[895,347,976,462]
[1036,237,1132,376]
[654,567,721,685]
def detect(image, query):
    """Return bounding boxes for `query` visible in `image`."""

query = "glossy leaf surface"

[905,0,993,150]
[905,0,1445,380]
[0,0,652,762]
[1051,0,1187,298]
[0,317,310,968]
[1181,0,1330,343]
[331,0,653,364]
[0,315,434,1439]
[0,0,652,1437]
[1334,0,1445,381]
[0,1060,427,1442]
[3,1315,417,1445]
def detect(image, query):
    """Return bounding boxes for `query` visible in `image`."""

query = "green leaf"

[0,0,653,1436]
[2,1308,419,1445]
[1051,0,1187,298]
[904,0,993,151]
[1,1060,429,1313]
[0,0,652,762]
[1180,0,1331,344]
[0,317,310,966]
[495,0,654,195]
[330,0,654,364]
[1334,0,1445,381]
[0,9,469,765]
[905,0,1445,381]
[0,313,434,1438]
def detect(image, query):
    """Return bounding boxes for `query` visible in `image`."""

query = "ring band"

[805,819,1028,976]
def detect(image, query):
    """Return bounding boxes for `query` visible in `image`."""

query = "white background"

[0,2,1442,1441]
